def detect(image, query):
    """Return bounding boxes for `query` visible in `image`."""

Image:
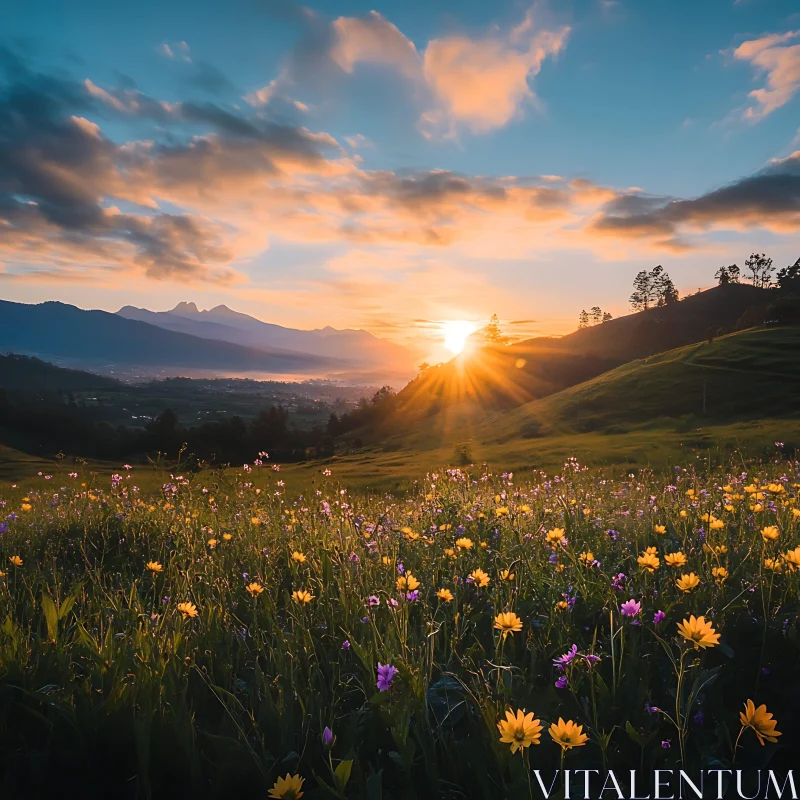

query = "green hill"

[485,326,800,441]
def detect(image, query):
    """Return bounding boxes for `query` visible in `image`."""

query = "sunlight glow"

[442,320,478,355]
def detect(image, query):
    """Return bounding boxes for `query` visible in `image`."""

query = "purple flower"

[386,598,399,608]
[661,740,671,749]
[548,552,558,564]
[397,562,405,575]
[554,644,578,669]
[323,726,335,747]
[368,595,380,606]
[585,654,601,666]
[341,640,351,650]
[360,616,370,624]
[406,590,419,602]
[611,572,626,591]
[620,599,641,618]
[693,711,704,726]
[376,662,398,692]
[555,675,568,689]
[653,610,665,626]
[349,552,360,564]
[645,701,660,715]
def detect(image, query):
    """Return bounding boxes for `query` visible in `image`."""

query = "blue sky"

[1,0,799,356]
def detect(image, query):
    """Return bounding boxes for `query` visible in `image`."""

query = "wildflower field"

[0,457,799,799]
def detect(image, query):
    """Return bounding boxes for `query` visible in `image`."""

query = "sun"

[442,320,478,355]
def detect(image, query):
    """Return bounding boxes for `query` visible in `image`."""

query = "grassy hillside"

[490,326,800,439]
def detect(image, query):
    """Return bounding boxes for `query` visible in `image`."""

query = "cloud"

[421,14,570,135]
[160,41,192,62]
[251,7,569,137]
[4,49,800,300]
[329,11,420,78]
[734,30,800,119]
[591,152,800,245]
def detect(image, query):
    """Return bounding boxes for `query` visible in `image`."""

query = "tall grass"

[0,457,798,798]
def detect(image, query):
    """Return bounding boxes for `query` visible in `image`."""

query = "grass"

[0,456,798,798]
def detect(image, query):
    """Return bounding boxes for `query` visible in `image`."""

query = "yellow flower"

[292,551,307,564]
[783,546,800,573]
[382,556,393,565]
[676,572,700,593]
[519,504,531,514]
[496,507,509,516]
[404,530,420,541]
[444,548,456,558]
[207,538,218,549]
[222,533,232,541]
[664,551,687,568]
[497,709,542,753]
[0,571,5,579]
[436,588,454,603]
[177,602,198,619]
[709,518,724,530]
[500,568,515,582]
[268,773,305,799]
[438,523,452,531]
[677,615,720,649]
[686,489,695,497]
[764,557,783,573]
[545,528,565,546]
[654,524,667,535]
[455,537,474,550]
[751,503,764,513]
[556,600,569,611]
[578,551,595,566]
[396,573,420,592]
[761,526,779,542]
[739,700,782,746]
[792,508,800,521]
[8,555,22,568]
[644,546,658,555]
[494,611,523,636]
[145,561,163,574]
[638,551,660,573]
[712,567,728,583]
[20,503,32,512]
[292,589,314,604]
[767,483,785,494]
[548,718,589,751]
[250,517,261,526]
[246,582,264,597]
[679,510,688,518]
[470,568,490,588]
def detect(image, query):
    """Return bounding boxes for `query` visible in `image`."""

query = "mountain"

[0,299,342,378]
[0,353,120,394]
[117,301,416,378]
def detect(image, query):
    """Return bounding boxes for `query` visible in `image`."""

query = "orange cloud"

[421,17,570,135]
[734,30,800,120]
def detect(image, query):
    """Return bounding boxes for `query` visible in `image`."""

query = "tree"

[744,253,774,288]
[630,265,677,310]
[714,265,730,285]
[578,310,590,329]
[776,258,800,291]
[590,306,602,325]
[417,361,431,374]
[602,312,613,323]
[728,264,740,283]
[481,314,510,345]
[630,270,655,311]
[657,273,679,305]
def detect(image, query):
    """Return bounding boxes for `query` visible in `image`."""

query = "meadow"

[0,453,798,798]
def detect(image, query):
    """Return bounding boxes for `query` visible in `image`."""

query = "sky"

[1,0,800,356]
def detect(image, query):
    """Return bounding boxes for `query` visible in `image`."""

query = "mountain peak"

[170,301,200,315]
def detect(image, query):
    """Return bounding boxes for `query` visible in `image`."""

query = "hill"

[0,299,342,378]
[398,284,773,414]
[118,301,417,381]
[0,353,120,394]
[487,326,800,440]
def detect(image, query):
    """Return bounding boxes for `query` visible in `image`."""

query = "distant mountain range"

[117,302,414,374]
[0,299,414,383]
